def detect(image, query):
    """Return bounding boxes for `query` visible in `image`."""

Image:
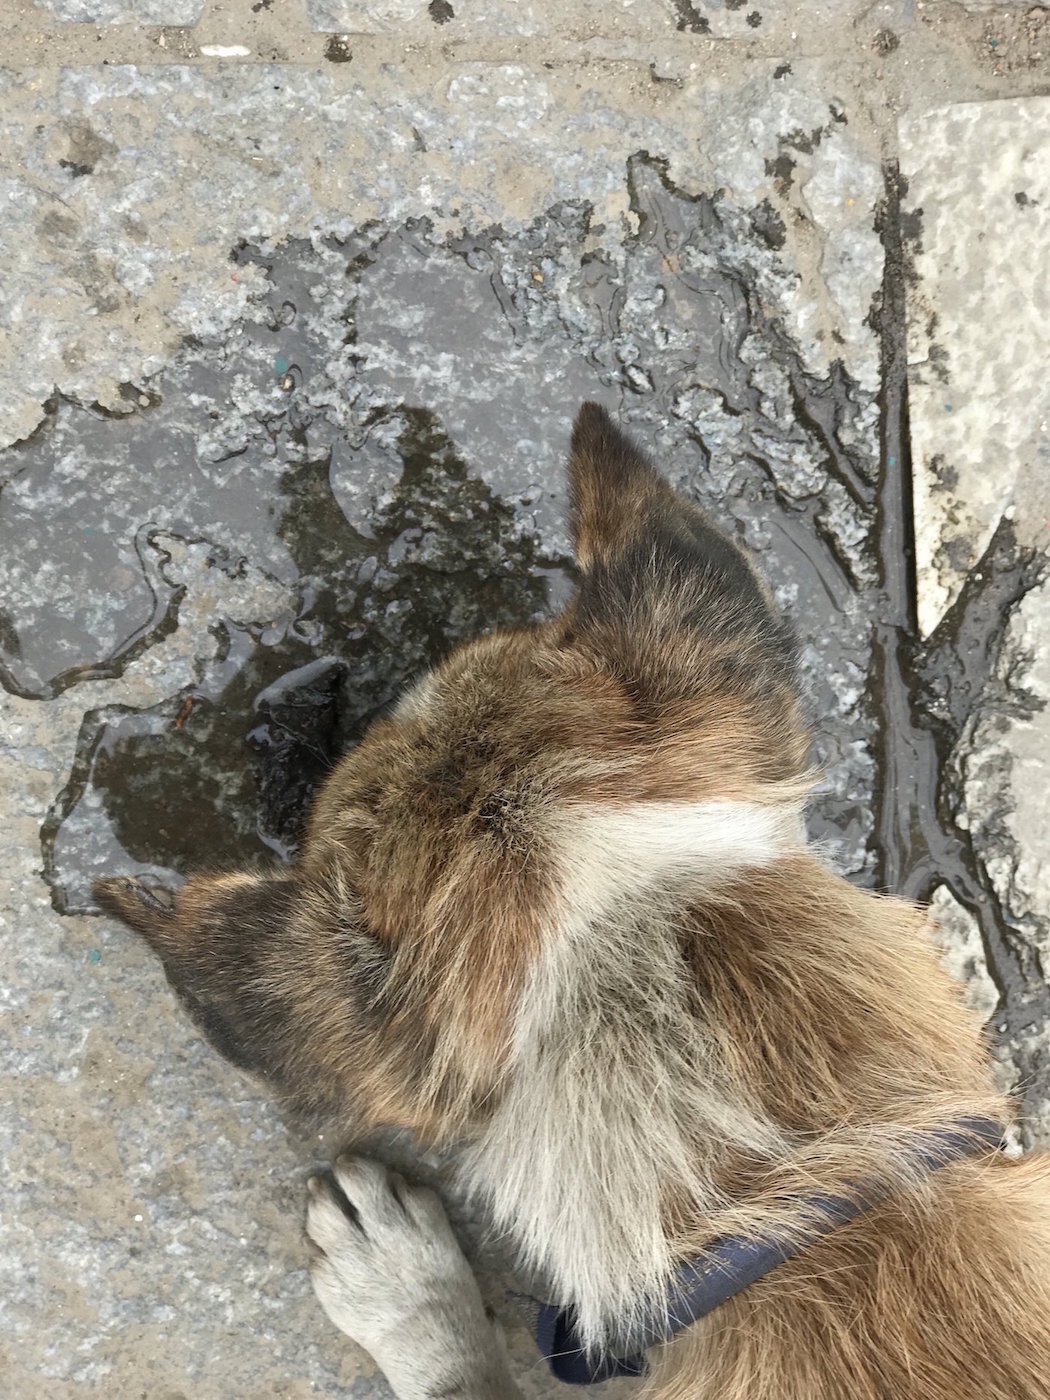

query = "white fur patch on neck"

[462,797,801,1351]
[550,798,802,914]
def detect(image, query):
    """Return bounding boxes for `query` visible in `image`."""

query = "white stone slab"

[928,884,999,1023]
[901,97,1050,637]
[964,577,1050,981]
[31,0,206,20]
[305,0,681,34]
[960,574,1050,1145]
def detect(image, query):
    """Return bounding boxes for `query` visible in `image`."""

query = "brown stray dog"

[96,403,1050,1399]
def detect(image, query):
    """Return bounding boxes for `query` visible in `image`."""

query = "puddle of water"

[6,150,1048,1115]
[0,156,947,913]
[40,407,548,909]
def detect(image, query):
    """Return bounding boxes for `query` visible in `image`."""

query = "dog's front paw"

[306,1156,522,1400]
[306,1155,472,1353]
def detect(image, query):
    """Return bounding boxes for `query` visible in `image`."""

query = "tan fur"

[651,1156,1050,1400]
[95,402,1050,1398]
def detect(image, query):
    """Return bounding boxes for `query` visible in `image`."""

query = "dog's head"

[95,403,810,1134]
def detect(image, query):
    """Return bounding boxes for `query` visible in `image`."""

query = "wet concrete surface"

[3,3,1050,1396]
[21,163,883,912]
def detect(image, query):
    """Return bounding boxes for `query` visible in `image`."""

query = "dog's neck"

[462,831,1003,1354]
[535,1115,1006,1384]
[461,804,801,1350]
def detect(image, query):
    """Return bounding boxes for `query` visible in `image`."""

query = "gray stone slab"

[0,58,883,451]
[901,96,1050,637]
[0,40,898,1393]
[0,44,893,1395]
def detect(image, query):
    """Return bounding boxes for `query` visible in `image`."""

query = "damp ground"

[21,163,884,911]
[4,7,1050,1398]
[9,158,1043,1066]
[4,150,1049,1392]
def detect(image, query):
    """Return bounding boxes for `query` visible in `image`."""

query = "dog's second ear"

[94,870,303,1081]
[564,404,807,782]
[567,402,765,606]
[93,875,183,956]
[568,402,670,570]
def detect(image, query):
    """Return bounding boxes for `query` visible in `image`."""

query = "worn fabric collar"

[536,1116,1005,1386]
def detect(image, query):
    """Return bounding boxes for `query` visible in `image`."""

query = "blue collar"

[535,1116,1005,1385]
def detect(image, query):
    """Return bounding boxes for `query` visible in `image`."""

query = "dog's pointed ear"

[93,871,289,966]
[94,870,302,1080]
[568,402,670,571]
[567,403,758,598]
[563,406,805,777]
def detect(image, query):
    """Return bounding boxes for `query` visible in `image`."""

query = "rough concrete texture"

[957,575,1050,1146]
[901,95,1050,637]
[928,883,999,1024]
[2,0,1050,1396]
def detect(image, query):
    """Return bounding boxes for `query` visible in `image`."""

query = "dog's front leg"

[306,1157,525,1400]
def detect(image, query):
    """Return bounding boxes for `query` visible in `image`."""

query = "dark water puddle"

[40,411,547,908]
[2,152,1042,1080]
[10,158,880,909]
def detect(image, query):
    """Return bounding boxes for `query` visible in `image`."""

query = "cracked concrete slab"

[1,56,886,450]
[3,2,1050,1396]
